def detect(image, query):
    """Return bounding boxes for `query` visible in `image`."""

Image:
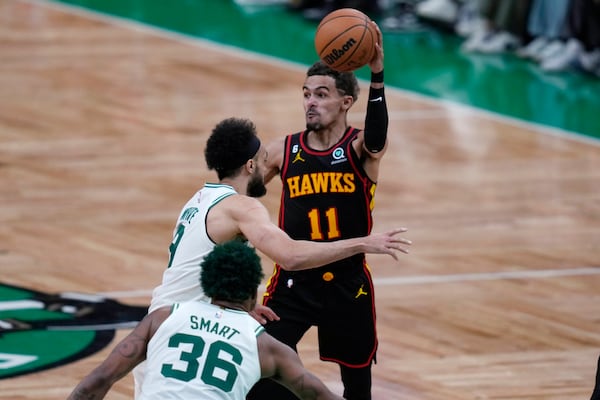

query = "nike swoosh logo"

[369,96,383,102]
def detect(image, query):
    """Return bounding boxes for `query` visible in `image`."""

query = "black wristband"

[371,70,384,83]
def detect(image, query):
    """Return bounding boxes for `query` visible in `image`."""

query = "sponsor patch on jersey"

[331,147,347,165]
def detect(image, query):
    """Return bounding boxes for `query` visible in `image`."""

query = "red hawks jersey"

[278,127,376,264]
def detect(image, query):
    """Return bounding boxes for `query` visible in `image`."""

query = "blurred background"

[51,0,600,139]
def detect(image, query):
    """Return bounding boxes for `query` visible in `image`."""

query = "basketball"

[314,8,377,72]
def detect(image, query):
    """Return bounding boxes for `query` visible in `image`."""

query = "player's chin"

[306,120,321,131]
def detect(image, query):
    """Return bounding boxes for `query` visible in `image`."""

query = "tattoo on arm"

[115,332,146,360]
[288,372,321,400]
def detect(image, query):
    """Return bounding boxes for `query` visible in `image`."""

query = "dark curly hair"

[200,240,264,303]
[307,61,360,101]
[204,117,260,180]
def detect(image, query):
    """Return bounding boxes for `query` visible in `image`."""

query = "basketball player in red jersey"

[247,21,401,400]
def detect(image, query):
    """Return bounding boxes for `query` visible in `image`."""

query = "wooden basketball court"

[1,1,599,398]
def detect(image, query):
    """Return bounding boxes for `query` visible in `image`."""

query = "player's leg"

[318,264,377,399]
[591,354,600,400]
[340,363,373,400]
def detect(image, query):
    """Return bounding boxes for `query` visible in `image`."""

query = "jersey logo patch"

[331,147,347,165]
[292,149,306,163]
[355,285,368,298]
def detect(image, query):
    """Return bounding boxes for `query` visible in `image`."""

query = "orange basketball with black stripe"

[314,8,376,72]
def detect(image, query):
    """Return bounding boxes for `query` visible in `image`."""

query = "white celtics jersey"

[149,183,237,312]
[141,301,264,400]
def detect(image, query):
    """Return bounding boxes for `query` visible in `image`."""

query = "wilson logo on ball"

[323,37,357,65]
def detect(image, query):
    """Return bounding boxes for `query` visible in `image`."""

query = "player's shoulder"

[258,331,294,358]
[202,182,237,195]
[348,125,363,137]
[222,193,265,212]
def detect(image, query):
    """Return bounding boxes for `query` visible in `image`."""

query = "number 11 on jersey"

[307,207,340,240]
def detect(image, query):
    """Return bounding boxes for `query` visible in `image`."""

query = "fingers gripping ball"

[314,8,376,72]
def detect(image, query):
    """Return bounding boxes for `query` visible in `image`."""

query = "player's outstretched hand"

[364,228,411,260]
[250,303,280,325]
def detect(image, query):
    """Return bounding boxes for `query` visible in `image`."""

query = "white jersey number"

[161,332,242,392]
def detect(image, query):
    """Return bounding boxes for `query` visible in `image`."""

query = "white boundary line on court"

[30,0,600,148]
[372,266,600,286]
[98,267,600,298]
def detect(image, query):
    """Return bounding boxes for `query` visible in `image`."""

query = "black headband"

[245,135,261,161]
[218,135,261,172]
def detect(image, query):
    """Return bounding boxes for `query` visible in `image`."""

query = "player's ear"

[342,95,354,110]
[245,158,254,173]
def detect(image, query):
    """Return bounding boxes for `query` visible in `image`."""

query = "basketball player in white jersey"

[68,240,346,400]
[134,117,410,396]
